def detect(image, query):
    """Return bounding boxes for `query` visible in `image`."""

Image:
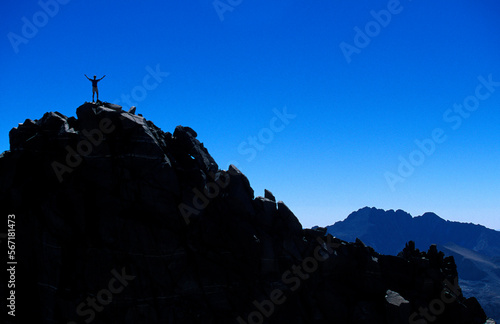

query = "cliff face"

[0,102,490,324]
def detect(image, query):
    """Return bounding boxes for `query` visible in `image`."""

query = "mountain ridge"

[325,206,500,322]
[326,206,500,256]
[0,103,493,323]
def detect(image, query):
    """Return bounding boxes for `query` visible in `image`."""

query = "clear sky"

[2,0,500,230]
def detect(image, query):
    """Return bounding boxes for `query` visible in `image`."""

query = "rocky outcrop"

[0,102,490,323]
[325,206,500,322]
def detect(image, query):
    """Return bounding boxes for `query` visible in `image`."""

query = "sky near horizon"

[2,0,500,230]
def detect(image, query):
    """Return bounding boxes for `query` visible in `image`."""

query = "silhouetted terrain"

[0,103,493,323]
[325,207,500,322]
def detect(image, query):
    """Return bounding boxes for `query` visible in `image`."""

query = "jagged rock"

[102,102,122,110]
[265,189,276,202]
[328,207,499,322]
[385,290,410,324]
[0,102,491,324]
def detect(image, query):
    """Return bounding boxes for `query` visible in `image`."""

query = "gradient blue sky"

[2,0,500,229]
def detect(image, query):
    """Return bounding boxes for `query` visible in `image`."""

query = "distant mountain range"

[323,207,500,322]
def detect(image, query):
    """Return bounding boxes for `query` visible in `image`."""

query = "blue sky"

[2,0,500,230]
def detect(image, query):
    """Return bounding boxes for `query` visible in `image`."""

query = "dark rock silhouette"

[0,103,492,323]
[325,206,500,322]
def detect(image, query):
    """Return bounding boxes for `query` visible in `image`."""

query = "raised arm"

[84,74,91,81]
[98,75,106,81]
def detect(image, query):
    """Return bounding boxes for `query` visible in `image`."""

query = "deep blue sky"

[2,0,500,229]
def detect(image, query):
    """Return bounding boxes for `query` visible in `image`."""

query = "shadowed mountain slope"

[325,207,500,322]
[0,103,492,324]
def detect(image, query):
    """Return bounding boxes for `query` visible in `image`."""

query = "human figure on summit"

[85,74,106,102]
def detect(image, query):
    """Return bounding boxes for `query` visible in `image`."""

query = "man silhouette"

[85,74,106,102]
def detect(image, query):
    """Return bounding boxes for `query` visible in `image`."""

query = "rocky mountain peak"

[0,102,491,323]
